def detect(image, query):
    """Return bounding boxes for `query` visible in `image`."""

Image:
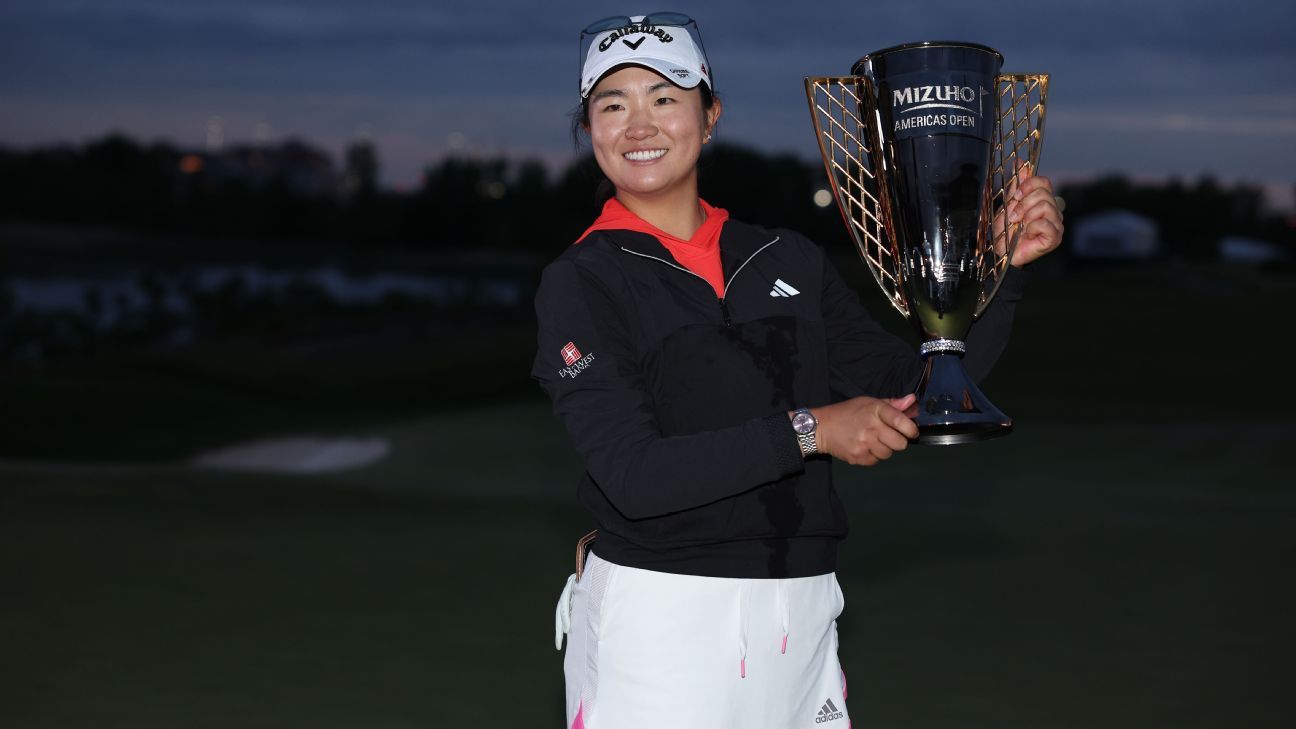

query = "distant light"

[813,189,833,208]
[447,132,466,151]
[485,181,506,199]
[179,155,204,174]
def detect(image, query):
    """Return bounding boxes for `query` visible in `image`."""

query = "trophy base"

[913,352,1013,446]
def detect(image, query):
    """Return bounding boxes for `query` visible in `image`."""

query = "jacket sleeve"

[532,258,805,520]
[819,245,1028,399]
[820,249,924,399]
[960,265,1028,382]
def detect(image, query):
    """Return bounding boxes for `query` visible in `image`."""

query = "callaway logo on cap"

[580,15,712,99]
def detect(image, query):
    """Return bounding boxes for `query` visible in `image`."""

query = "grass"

[0,408,584,729]
[2,406,1293,727]
[0,322,538,461]
[832,421,1295,728]
[2,481,575,728]
[2,265,1294,726]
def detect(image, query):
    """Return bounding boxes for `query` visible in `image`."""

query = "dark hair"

[569,80,718,208]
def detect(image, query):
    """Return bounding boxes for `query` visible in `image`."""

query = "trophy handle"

[804,76,909,319]
[977,72,1049,316]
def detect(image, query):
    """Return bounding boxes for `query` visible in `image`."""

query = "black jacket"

[532,219,1025,578]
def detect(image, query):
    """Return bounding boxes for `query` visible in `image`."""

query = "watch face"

[792,411,816,435]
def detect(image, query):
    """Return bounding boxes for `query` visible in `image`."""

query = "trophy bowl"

[806,41,1048,445]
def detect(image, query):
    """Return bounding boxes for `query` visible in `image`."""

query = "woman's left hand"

[997,166,1064,268]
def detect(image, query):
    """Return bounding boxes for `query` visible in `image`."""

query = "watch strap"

[796,430,818,457]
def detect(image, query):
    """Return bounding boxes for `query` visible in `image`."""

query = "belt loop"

[574,529,597,581]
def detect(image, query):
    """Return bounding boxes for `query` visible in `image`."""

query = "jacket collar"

[597,221,779,276]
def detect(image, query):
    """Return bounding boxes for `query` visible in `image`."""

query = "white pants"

[555,552,850,729]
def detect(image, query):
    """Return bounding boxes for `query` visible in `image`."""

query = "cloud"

[1050,110,1296,136]
[0,1,569,53]
[1,0,1294,187]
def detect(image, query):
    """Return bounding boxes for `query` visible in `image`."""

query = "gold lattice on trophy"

[980,73,1048,314]
[804,77,907,317]
[805,73,1049,320]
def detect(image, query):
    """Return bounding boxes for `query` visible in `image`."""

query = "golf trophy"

[805,41,1048,444]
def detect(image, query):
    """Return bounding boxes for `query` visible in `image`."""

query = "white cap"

[580,16,712,99]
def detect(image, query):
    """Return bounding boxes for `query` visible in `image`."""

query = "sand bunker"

[193,436,391,473]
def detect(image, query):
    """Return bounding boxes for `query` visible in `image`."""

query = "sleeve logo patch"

[561,342,583,366]
[558,341,596,379]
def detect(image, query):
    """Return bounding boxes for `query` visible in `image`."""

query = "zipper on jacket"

[721,237,781,294]
[618,236,781,329]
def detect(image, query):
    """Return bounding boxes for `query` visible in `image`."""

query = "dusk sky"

[2,0,1294,206]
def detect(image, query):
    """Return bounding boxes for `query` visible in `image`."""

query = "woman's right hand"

[813,394,919,466]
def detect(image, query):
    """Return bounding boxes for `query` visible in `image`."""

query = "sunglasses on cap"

[581,11,695,34]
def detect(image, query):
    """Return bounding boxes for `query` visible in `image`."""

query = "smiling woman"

[534,12,1062,729]
[569,15,721,236]
[584,66,720,236]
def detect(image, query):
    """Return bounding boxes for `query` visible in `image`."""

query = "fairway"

[3,401,1293,728]
[4,263,1294,727]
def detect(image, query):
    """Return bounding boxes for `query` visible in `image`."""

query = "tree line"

[0,133,1289,259]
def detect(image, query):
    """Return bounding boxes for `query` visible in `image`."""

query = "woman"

[534,13,1063,729]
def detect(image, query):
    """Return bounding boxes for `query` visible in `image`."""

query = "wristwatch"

[790,408,818,458]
